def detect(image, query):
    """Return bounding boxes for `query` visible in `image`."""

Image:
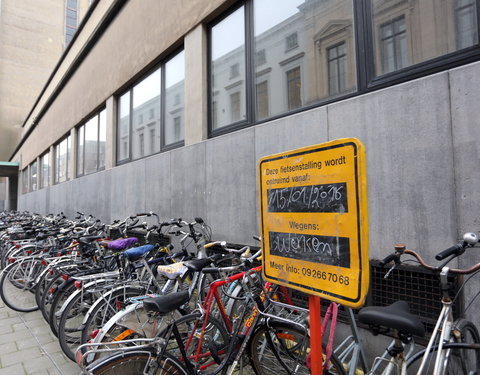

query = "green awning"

[0,162,19,177]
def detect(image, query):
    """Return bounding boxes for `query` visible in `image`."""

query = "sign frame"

[258,138,369,308]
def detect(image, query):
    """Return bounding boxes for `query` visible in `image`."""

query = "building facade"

[0,0,90,204]
[5,0,480,325]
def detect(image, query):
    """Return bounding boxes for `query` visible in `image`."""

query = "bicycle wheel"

[0,258,42,312]
[407,318,480,374]
[57,287,103,361]
[248,320,345,375]
[49,279,77,336]
[87,350,188,375]
[157,312,230,374]
[79,287,147,347]
[82,302,179,365]
[39,271,66,323]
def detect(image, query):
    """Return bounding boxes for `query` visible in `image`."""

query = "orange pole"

[308,295,323,375]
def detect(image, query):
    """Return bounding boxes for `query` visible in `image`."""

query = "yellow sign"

[258,138,369,308]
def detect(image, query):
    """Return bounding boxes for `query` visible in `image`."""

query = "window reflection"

[30,161,37,191]
[118,92,130,162]
[371,0,479,76]
[84,116,98,174]
[132,69,161,159]
[55,136,70,184]
[211,7,246,130]
[165,50,185,146]
[40,153,49,189]
[252,0,356,119]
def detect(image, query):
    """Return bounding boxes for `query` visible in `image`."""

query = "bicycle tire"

[58,286,111,361]
[248,320,345,375]
[49,279,77,336]
[157,311,230,374]
[0,258,42,312]
[87,349,188,375]
[39,271,66,323]
[78,287,148,352]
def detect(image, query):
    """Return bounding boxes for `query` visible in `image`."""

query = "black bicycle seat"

[143,290,189,314]
[358,300,425,337]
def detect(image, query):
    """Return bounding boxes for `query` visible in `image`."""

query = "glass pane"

[84,116,98,174]
[30,161,37,192]
[98,109,106,169]
[165,50,185,145]
[117,92,130,162]
[22,168,29,193]
[371,0,478,77]
[41,153,49,189]
[67,135,72,180]
[132,69,161,159]
[57,139,67,183]
[211,7,246,129]
[77,125,84,175]
[254,0,356,118]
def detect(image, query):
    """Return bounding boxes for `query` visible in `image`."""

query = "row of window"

[22,49,186,193]
[21,0,480,193]
[209,0,479,132]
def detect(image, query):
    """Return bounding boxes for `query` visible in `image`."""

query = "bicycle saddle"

[358,300,425,337]
[183,258,213,272]
[124,244,154,260]
[143,290,190,314]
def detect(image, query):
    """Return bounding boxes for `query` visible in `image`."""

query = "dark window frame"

[207,0,480,138]
[327,41,347,95]
[116,48,185,166]
[76,108,106,177]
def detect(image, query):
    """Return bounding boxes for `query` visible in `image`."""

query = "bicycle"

[356,232,480,374]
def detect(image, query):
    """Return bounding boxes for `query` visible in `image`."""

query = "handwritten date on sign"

[267,183,347,213]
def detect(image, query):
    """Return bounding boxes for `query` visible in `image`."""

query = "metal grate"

[369,261,462,333]
[288,261,463,335]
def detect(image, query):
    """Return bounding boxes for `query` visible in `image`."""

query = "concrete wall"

[19,60,480,251]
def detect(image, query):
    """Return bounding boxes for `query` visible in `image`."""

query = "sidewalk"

[0,299,80,375]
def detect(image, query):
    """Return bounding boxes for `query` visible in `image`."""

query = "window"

[456,0,478,49]
[328,42,347,95]
[254,0,355,117]
[256,49,266,66]
[30,161,37,192]
[230,63,240,79]
[230,92,241,122]
[174,117,181,142]
[256,81,269,120]
[208,0,480,135]
[379,17,408,74]
[286,32,298,51]
[164,51,185,146]
[117,50,184,163]
[117,92,130,163]
[286,67,302,110]
[371,0,479,77]
[55,135,71,184]
[22,168,29,194]
[40,152,50,189]
[65,0,78,46]
[76,109,106,176]
[210,7,246,130]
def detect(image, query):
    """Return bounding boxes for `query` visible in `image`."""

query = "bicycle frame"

[416,266,454,375]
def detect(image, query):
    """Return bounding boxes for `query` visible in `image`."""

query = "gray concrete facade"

[18,61,480,254]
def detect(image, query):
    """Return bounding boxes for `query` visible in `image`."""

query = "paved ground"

[0,299,80,375]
